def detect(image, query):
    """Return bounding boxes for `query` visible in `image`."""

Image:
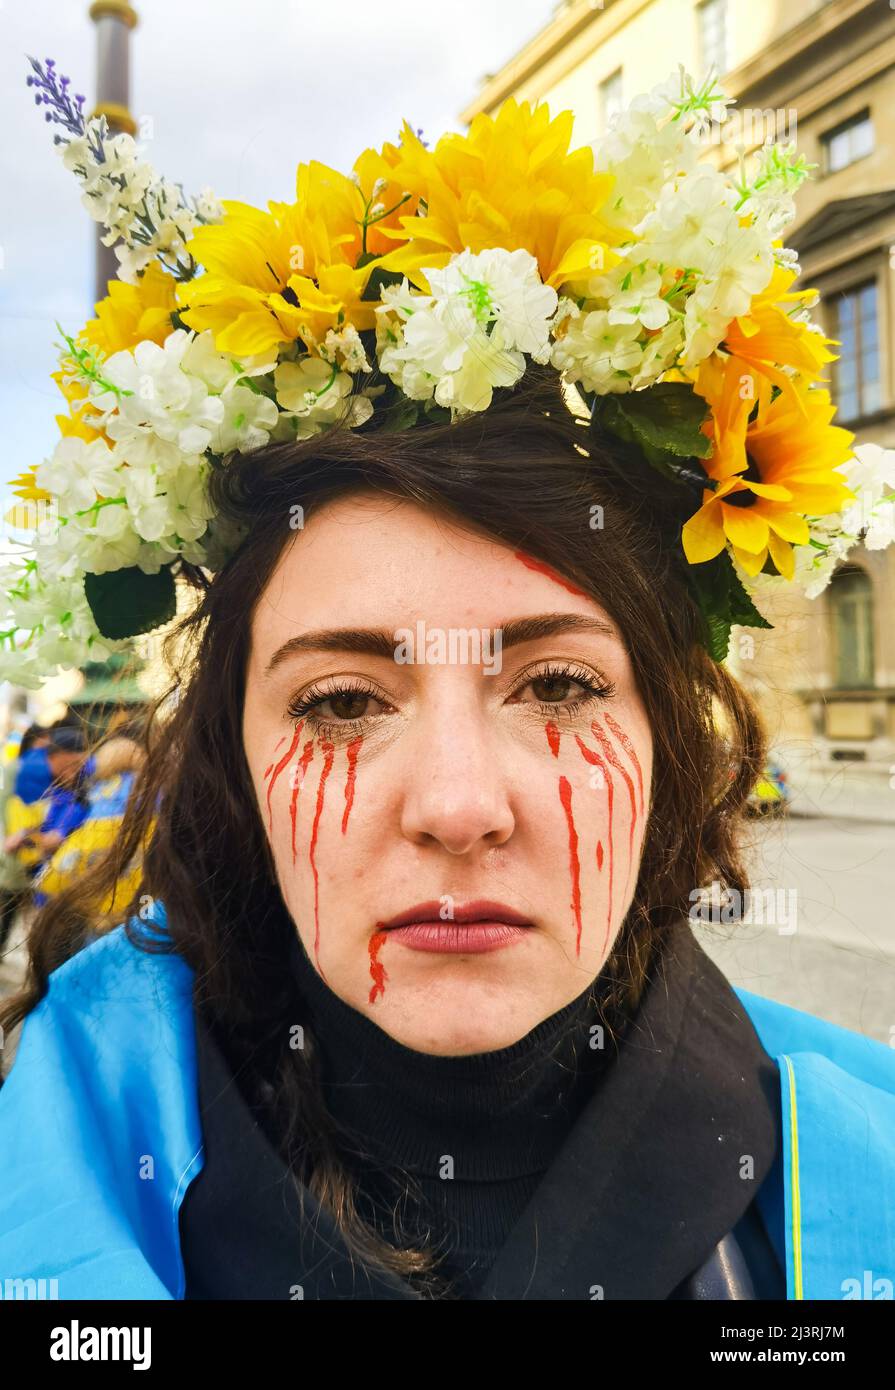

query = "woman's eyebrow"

[264,613,615,677]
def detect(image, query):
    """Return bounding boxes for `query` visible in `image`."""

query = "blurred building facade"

[463,0,895,773]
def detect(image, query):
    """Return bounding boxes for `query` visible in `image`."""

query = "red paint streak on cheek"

[589,720,637,899]
[604,712,645,815]
[290,739,316,865]
[557,774,583,957]
[342,735,363,834]
[263,763,274,780]
[545,721,561,758]
[575,734,614,955]
[512,550,590,599]
[266,724,303,834]
[308,737,336,981]
[368,925,389,1004]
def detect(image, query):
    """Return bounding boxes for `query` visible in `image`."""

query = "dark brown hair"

[0,367,765,1291]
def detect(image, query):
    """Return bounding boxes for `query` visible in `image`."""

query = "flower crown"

[3,57,893,687]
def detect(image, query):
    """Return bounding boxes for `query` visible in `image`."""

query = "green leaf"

[686,550,772,662]
[422,398,452,425]
[84,565,177,641]
[593,382,713,461]
[378,395,421,432]
[361,264,406,302]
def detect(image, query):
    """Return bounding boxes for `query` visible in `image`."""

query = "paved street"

[696,814,895,1045]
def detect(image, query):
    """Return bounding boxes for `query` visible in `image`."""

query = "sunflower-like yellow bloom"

[175,154,422,356]
[681,354,855,578]
[372,100,625,294]
[723,265,837,400]
[83,262,178,356]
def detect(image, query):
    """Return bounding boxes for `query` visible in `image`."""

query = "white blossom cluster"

[376,248,560,415]
[553,69,812,391]
[59,114,223,283]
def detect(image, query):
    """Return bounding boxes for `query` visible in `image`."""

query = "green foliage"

[591,382,713,477]
[686,550,773,662]
[84,565,177,641]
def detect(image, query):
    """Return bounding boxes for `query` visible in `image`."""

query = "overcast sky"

[0,0,553,510]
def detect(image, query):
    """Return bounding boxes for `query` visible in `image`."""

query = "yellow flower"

[175,153,419,356]
[371,99,626,294]
[8,468,51,503]
[82,262,178,356]
[681,354,855,578]
[723,264,837,401]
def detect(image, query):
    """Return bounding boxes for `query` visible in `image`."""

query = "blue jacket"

[0,907,893,1300]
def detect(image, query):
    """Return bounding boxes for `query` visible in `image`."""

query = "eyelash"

[286,661,615,739]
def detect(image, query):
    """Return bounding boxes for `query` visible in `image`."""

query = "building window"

[831,281,881,421]
[599,69,623,130]
[828,566,875,689]
[698,0,728,78]
[821,110,874,174]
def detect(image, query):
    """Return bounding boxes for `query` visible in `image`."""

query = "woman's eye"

[309,691,383,723]
[526,674,581,704]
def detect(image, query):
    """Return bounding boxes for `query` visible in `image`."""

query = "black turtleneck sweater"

[178,917,785,1300]
[285,932,620,1297]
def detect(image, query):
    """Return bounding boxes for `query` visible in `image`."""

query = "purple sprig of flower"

[25,55,87,140]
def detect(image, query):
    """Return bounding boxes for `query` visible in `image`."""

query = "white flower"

[36,436,120,515]
[95,330,225,455]
[56,113,221,283]
[274,357,373,438]
[425,248,559,361]
[319,324,372,374]
[550,310,643,394]
[210,383,280,454]
[374,250,555,417]
[600,266,670,331]
[839,443,895,547]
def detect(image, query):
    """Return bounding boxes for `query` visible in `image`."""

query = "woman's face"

[243,492,653,1055]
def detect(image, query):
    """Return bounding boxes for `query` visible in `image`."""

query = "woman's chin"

[366,1008,541,1056]
[355,975,571,1055]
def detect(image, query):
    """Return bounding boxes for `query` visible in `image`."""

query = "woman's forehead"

[249,494,618,659]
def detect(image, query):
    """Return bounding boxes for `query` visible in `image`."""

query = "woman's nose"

[397,690,516,855]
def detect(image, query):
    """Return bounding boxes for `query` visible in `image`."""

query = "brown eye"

[326,691,374,721]
[529,674,577,704]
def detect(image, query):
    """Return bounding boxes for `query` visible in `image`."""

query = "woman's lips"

[382,921,530,954]
[378,899,534,954]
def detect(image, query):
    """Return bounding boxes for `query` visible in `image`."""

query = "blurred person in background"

[33,732,147,919]
[0,724,52,954]
[2,726,93,889]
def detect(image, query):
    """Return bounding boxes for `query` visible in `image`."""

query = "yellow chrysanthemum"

[175,155,422,356]
[82,262,178,356]
[373,100,626,293]
[681,354,855,579]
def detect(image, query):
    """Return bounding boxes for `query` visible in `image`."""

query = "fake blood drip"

[545,721,561,758]
[290,739,317,864]
[604,712,645,815]
[368,925,389,1004]
[342,735,363,834]
[512,550,590,599]
[265,724,304,834]
[589,719,638,904]
[308,737,336,981]
[557,774,583,956]
[574,734,614,954]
